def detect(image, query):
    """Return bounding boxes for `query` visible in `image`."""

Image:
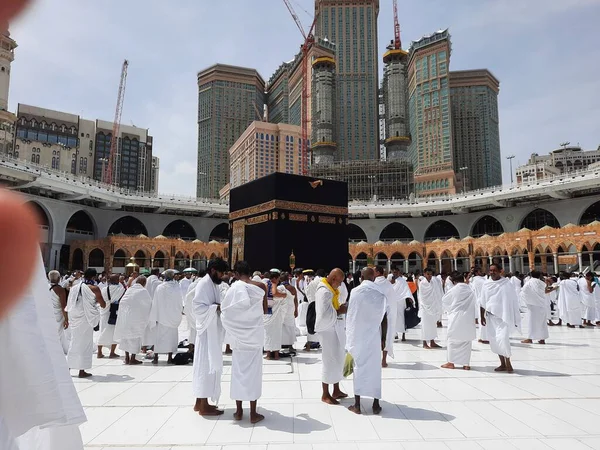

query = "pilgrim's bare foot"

[251,413,265,424]
[372,401,382,415]
[78,370,92,378]
[441,362,455,369]
[348,405,361,414]
[233,410,243,421]
[521,339,533,343]
[322,395,339,405]
[538,340,546,344]
[495,366,507,372]
[430,341,442,348]
[463,365,471,370]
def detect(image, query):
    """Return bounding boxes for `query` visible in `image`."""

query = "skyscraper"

[383,45,410,160]
[0,24,17,157]
[315,0,380,161]
[408,29,456,196]
[450,69,501,190]
[197,64,265,198]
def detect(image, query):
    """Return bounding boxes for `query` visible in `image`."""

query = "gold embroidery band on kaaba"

[229,200,348,221]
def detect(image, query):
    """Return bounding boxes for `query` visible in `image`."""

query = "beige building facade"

[226,121,302,197]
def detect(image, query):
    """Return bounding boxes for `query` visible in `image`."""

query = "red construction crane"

[105,59,129,186]
[282,0,317,175]
[393,0,402,49]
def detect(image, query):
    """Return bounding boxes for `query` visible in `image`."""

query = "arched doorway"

[390,252,405,271]
[163,220,197,240]
[108,216,148,236]
[154,250,166,269]
[209,223,229,242]
[456,249,469,273]
[472,215,504,237]
[113,249,128,270]
[424,220,460,241]
[379,222,414,242]
[348,223,367,243]
[134,250,148,269]
[440,250,453,273]
[426,251,438,271]
[71,248,84,271]
[375,252,387,268]
[520,209,560,230]
[580,201,600,225]
[407,252,423,274]
[174,251,188,270]
[355,252,368,271]
[65,210,95,242]
[88,248,105,269]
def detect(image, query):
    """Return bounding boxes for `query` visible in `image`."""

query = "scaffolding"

[310,159,414,202]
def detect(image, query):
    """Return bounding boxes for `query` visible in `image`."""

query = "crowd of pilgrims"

[46,260,600,419]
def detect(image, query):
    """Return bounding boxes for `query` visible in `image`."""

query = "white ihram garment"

[281,285,297,346]
[443,283,476,366]
[221,281,265,401]
[315,281,345,385]
[149,280,183,354]
[481,277,521,358]
[520,278,549,341]
[393,276,412,334]
[184,278,201,344]
[50,286,69,354]
[263,285,285,351]
[594,281,600,322]
[470,276,487,340]
[180,277,192,298]
[143,275,161,346]
[578,278,596,321]
[0,255,86,449]
[374,276,396,358]
[192,276,224,403]
[66,283,100,371]
[293,278,307,329]
[557,279,582,325]
[98,284,126,346]
[113,283,153,354]
[346,280,386,399]
[418,277,443,341]
[304,276,321,343]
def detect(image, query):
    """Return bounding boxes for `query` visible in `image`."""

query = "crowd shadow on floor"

[74,374,134,383]
[380,401,456,422]
[387,362,440,371]
[471,366,569,377]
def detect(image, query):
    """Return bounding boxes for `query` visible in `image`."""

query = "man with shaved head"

[346,267,387,414]
[315,268,348,404]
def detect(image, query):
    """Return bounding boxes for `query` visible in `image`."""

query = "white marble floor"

[79,319,600,450]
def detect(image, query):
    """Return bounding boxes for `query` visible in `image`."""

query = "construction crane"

[105,59,129,186]
[393,0,402,49]
[282,0,318,175]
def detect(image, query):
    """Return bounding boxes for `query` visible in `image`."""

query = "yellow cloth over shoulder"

[321,278,340,310]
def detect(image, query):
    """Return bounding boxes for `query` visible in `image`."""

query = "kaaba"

[229,172,349,273]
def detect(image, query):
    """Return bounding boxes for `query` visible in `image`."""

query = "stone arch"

[163,219,197,240]
[407,252,423,273]
[174,251,189,270]
[25,200,52,244]
[134,249,149,268]
[424,220,460,241]
[113,248,129,268]
[72,248,84,270]
[355,252,368,270]
[348,223,368,242]
[520,208,560,230]
[374,252,387,267]
[426,251,438,270]
[456,249,470,273]
[65,210,96,239]
[209,223,229,242]
[379,222,414,242]
[579,200,600,225]
[153,250,167,268]
[108,216,148,236]
[390,252,405,269]
[88,248,104,268]
[471,215,504,237]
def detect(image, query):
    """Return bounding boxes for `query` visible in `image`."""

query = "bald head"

[135,275,147,287]
[327,268,345,289]
[362,267,375,282]
[109,274,120,284]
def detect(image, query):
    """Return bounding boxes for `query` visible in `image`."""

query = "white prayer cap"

[251,275,262,282]
[387,274,394,281]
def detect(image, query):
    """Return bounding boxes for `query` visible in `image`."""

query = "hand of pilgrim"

[0,0,36,322]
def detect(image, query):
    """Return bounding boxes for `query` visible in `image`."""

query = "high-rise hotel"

[315,0,380,161]
[408,29,456,196]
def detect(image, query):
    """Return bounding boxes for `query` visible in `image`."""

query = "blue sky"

[8,0,600,196]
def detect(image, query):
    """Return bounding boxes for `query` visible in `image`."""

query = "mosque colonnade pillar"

[553,253,559,274]
[578,252,583,271]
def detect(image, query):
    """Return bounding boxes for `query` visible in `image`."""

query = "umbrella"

[161,269,180,276]
[183,268,198,273]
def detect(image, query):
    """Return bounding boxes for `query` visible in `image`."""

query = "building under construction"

[310,159,413,202]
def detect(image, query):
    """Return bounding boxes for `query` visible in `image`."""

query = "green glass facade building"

[315,0,380,161]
